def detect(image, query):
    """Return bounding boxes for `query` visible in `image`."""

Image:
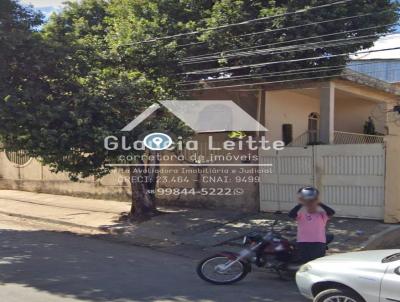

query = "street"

[0,214,306,302]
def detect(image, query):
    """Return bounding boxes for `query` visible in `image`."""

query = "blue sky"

[20,0,64,18]
[21,0,400,59]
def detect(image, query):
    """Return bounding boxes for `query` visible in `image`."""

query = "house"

[1,68,400,223]
[178,68,400,223]
[348,59,400,84]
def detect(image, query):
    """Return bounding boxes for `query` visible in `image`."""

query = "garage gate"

[259,144,386,219]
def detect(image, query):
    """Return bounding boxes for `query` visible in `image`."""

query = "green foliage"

[0,0,45,147]
[185,0,399,81]
[0,0,192,180]
[364,116,376,135]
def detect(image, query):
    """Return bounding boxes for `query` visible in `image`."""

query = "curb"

[0,196,122,214]
[363,224,400,250]
[0,210,184,248]
[0,210,107,233]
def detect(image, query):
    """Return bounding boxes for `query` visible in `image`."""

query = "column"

[319,82,335,144]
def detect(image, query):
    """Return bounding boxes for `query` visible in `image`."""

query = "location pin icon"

[152,137,163,149]
[143,133,172,151]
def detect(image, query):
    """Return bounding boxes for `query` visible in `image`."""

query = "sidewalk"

[0,190,398,256]
[0,190,129,231]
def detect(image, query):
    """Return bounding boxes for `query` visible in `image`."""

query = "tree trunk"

[129,154,160,220]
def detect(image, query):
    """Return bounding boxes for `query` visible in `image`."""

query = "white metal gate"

[260,147,314,213]
[259,144,385,219]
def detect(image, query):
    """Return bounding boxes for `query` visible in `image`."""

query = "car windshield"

[382,253,400,263]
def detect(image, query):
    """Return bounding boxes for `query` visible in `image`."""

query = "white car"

[296,249,400,302]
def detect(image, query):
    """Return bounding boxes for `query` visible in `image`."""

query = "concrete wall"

[334,94,386,134]
[384,123,400,223]
[0,152,132,201]
[265,90,319,142]
[0,141,260,211]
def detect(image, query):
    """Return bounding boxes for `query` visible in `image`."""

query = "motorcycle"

[196,219,334,285]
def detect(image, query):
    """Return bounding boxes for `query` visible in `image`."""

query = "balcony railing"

[288,130,384,147]
[333,131,384,144]
[287,130,318,147]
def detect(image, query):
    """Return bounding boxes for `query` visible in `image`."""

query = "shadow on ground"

[0,228,304,302]
[98,208,391,254]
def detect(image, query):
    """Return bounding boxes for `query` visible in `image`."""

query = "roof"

[188,69,400,95]
[351,58,400,62]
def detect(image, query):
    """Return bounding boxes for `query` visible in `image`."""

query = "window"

[382,253,400,263]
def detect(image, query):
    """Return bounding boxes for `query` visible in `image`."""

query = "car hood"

[310,249,400,264]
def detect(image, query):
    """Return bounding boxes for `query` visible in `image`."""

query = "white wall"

[334,95,385,134]
[265,89,386,142]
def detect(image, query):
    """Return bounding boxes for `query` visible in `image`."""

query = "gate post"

[384,134,400,223]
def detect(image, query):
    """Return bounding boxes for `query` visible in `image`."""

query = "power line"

[178,10,395,49]
[179,22,397,58]
[181,67,400,92]
[182,46,400,76]
[179,64,400,87]
[181,25,398,64]
[179,61,395,85]
[181,73,345,91]
[122,0,353,45]
[180,33,392,65]
[181,67,344,86]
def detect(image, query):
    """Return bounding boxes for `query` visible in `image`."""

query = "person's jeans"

[297,242,326,263]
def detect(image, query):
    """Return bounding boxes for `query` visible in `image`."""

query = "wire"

[179,64,400,86]
[179,22,397,57]
[183,79,400,94]
[179,23,397,67]
[181,67,344,86]
[178,10,395,49]
[122,0,353,45]
[182,46,400,75]
[181,73,344,91]
[179,61,387,85]
[181,67,400,91]
[180,33,392,65]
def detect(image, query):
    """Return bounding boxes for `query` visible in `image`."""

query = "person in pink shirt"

[288,186,335,263]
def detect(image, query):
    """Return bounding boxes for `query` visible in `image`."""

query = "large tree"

[181,0,399,85]
[1,0,195,219]
[0,0,47,144]
[0,0,398,219]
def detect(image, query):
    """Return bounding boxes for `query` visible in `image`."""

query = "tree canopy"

[182,0,399,83]
[0,0,46,148]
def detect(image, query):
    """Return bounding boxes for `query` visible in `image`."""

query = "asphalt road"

[0,214,307,302]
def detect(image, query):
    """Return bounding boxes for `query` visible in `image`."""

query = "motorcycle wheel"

[196,255,249,285]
